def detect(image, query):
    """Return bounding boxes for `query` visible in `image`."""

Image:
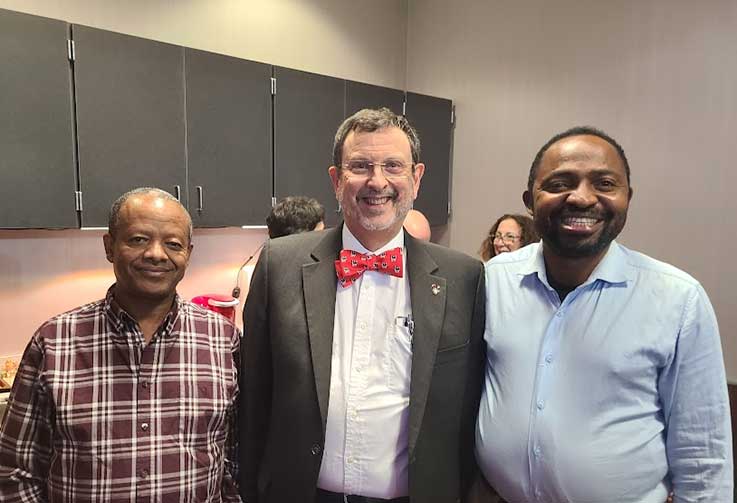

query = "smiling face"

[103,193,192,311]
[523,134,632,260]
[493,218,523,255]
[329,126,424,250]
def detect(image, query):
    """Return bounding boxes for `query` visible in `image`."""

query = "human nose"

[365,164,390,187]
[567,181,597,207]
[142,240,168,261]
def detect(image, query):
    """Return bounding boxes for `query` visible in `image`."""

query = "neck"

[542,243,609,291]
[113,290,175,343]
[347,223,402,252]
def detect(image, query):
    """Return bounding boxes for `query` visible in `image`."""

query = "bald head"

[404,209,431,241]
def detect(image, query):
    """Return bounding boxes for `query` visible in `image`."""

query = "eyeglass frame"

[340,159,415,180]
[491,232,521,243]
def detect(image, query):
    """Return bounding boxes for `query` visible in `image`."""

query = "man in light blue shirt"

[475,126,733,502]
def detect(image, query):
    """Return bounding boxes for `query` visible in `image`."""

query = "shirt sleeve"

[221,326,243,502]
[0,333,53,502]
[658,284,733,502]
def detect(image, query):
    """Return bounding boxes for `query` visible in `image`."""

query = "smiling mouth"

[360,195,393,206]
[560,215,601,231]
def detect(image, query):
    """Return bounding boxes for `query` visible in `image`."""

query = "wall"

[0,0,409,360]
[406,0,737,381]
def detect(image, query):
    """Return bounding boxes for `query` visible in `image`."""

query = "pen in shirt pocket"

[395,314,414,341]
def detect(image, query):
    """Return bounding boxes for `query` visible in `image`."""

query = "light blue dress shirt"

[476,241,733,502]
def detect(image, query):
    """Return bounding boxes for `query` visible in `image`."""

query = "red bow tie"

[335,247,404,287]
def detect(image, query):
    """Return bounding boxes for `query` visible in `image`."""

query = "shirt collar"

[104,284,181,339]
[518,240,631,287]
[342,225,405,255]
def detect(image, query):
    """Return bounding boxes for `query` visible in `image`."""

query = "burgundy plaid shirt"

[0,287,241,502]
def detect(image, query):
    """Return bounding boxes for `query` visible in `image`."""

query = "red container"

[191,293,239,323]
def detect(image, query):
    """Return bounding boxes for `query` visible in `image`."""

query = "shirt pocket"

[385,321,413,395]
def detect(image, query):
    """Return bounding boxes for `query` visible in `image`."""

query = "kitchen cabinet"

[345,80,404,117]
[0,8,77,228]
[72,25,186,227]
[185,49,272,227]
[273,67,345,225]
[405,92,453,226]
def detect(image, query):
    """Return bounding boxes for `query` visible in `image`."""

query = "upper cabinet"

[72,26,186,227]
[273,67,345,226]
[0,8,77,228]
[345,81,404,117]
[184,49,272,227]
[405,92,453,226]
[0,8,455,230]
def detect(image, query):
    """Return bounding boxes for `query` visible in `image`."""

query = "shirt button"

[533,446,541,457]
[359,322,367,330]
[311,444,321,456]
[536,400,545,410]
[141,422,149,431]
[555,311,563,317]
[139,469,149,479]
[545,354,553,363]
[347,456,355,464]
[141,381,149,389]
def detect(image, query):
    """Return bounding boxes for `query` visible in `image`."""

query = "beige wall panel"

[407,0,737,379]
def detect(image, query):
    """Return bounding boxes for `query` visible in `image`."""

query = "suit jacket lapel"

[405,233,446,455]
[302,226,342,431]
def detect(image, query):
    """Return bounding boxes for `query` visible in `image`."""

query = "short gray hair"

[332,108,421,168]
[108,187,193,242]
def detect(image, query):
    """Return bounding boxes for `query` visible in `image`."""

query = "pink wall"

[0,227,267,358]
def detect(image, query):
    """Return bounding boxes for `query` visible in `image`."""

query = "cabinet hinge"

[270,77,277,96]
[451,105,455,126]
[402,100,406,116]
[75,191,83,211]
[447,200,451,217]
[67,40,75,61]
[271,196,277,207]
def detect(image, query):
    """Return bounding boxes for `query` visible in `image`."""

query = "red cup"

[191,294,239,323]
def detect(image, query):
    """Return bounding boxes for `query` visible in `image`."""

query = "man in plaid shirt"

[0,187,241,502]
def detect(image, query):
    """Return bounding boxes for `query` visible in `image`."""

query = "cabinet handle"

[174,185,181,202]
[196,186,203,211]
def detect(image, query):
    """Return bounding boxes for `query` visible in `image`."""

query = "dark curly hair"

[479,213,538,261]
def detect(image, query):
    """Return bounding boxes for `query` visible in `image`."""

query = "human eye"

[128,235,148,245]
[542,178,571,192]
[383,159,406,174]
[347,160,371,175]
[166,240,184,251]
[595,178,618,191]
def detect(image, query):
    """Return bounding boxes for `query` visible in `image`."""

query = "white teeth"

[563,217,597,226]
[364,197,391,205]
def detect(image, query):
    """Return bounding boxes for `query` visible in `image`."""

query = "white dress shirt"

[317,226,412,498]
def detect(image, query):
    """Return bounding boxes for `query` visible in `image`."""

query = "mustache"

[357,189,397,199]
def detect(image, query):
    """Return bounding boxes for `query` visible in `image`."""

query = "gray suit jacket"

[239,226,485,503]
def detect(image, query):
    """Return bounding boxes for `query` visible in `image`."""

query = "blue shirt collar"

[519,240,632,288]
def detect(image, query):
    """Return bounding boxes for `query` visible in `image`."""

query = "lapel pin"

[431,283,441,295]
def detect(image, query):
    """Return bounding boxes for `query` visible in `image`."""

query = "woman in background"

[479,213,538,262]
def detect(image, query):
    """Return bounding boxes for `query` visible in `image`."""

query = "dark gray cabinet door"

[0,9,77,228]
[273,67,345,225]
[405,92,453,225]
[73,26,186,227]
[345,81,404,117]
[185,49,272,227]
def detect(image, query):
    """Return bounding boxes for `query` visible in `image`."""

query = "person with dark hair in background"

[0,187,241,502]
[240,108,485,503]
[475,127,732,502]
[478,213,537,261]
[266,195,325,238]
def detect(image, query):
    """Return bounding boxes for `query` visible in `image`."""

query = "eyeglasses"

[492,233,521,243]
[342,159,413,180]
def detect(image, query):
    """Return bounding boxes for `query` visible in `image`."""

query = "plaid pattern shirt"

[0,287,241,502]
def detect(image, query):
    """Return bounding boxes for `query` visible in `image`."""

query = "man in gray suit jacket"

[240,108,485,503]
